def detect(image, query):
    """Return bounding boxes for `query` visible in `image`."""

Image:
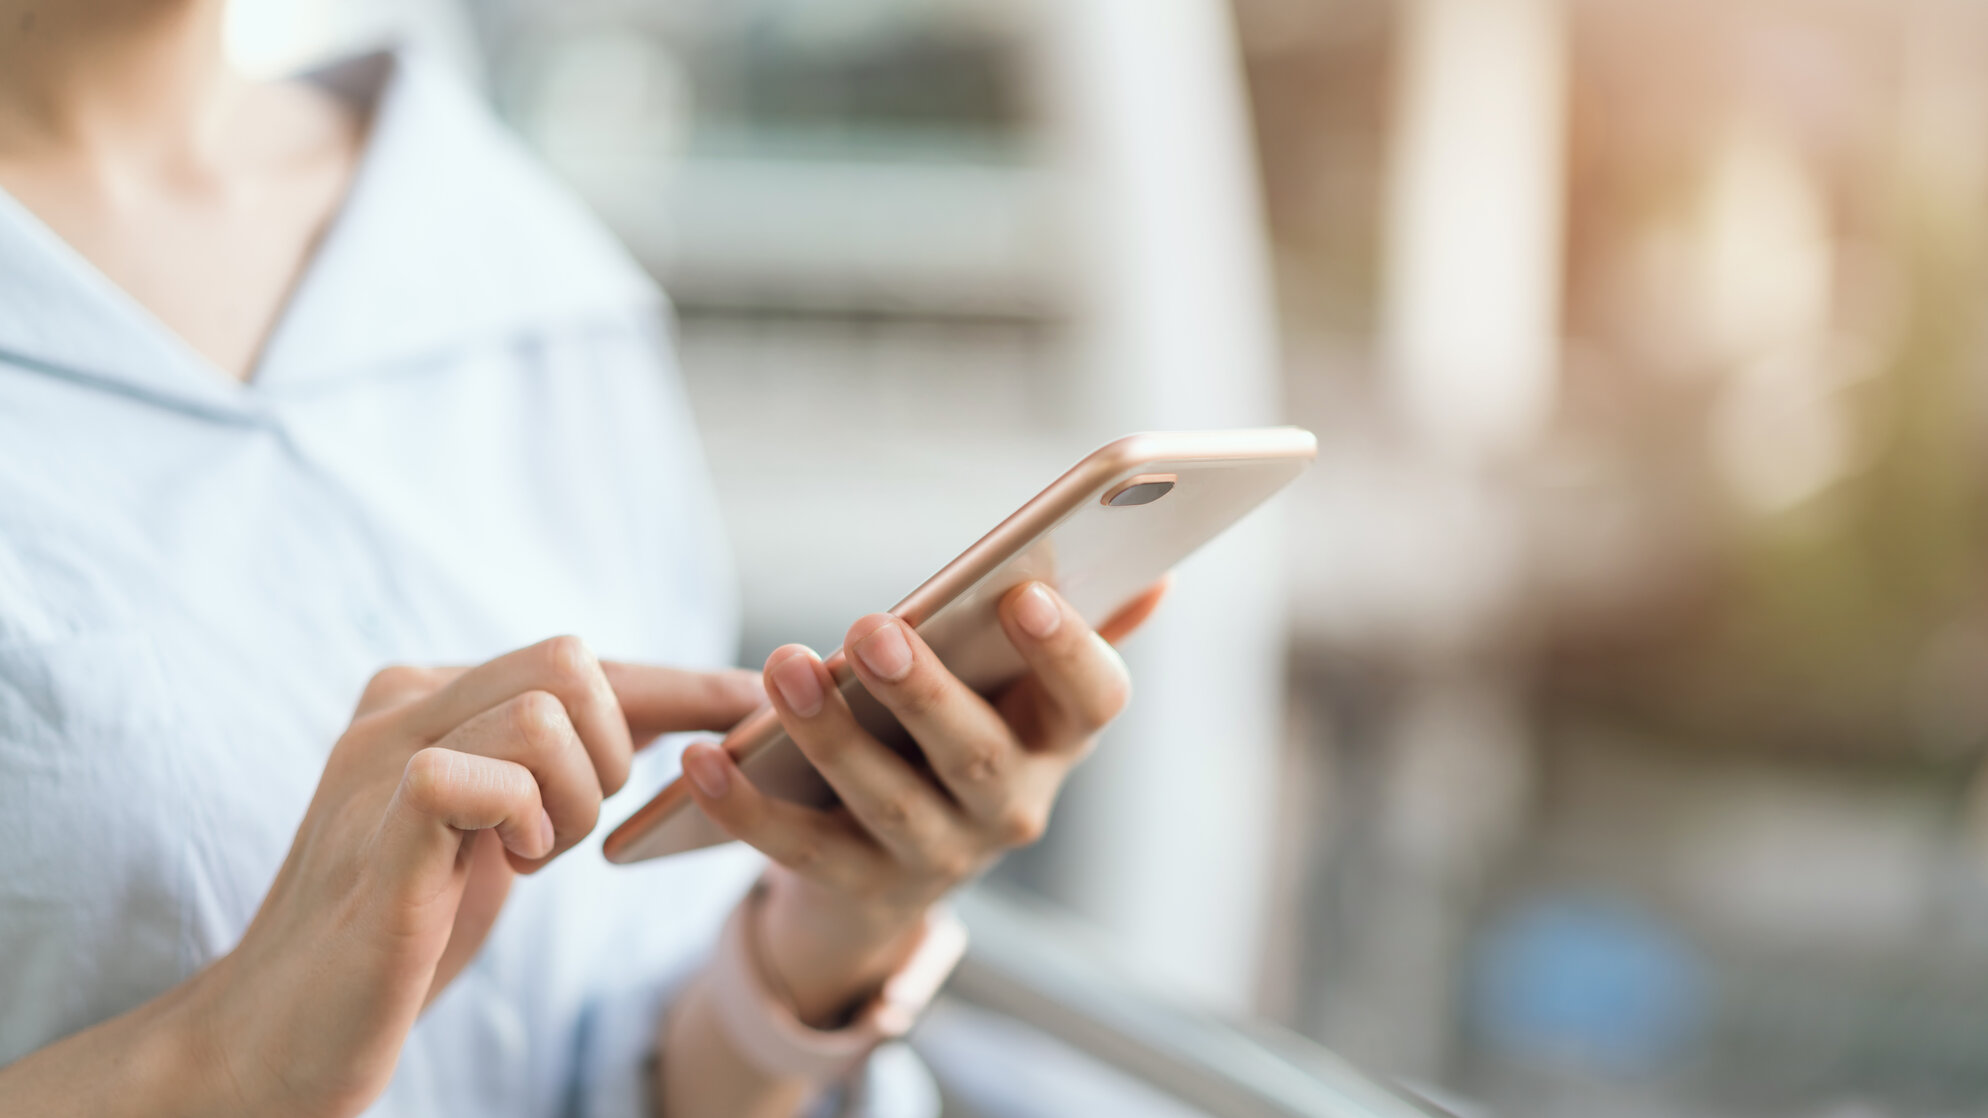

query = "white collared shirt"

[0,49,929,1117]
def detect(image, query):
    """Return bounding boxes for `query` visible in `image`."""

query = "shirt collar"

[0,46,660,414]
[0,179,242,416]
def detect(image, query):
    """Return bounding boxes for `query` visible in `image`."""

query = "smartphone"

[602,427,1317,864]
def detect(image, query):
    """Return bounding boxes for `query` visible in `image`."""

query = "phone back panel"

[604,428,1316,863]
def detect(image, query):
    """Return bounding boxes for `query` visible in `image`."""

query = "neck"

[0,0,239,171]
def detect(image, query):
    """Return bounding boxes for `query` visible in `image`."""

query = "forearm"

[0,969,234,1118]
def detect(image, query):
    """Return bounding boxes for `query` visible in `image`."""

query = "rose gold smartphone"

[603,427,1317,864]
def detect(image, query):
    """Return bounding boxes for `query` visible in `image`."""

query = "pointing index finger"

[602,662,765,748]
[410,636,636,794]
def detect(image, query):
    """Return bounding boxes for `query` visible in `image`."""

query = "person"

[0,3,1158,1116]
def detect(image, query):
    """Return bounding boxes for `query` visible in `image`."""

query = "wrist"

[156,959,255,1117]
[59,961,252,1118]
[697,886,967,1087]
[166,952,341,1118]
[756,870,932,1027]
[0,967,242,1118]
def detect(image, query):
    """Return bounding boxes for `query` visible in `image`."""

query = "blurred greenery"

[1697,165,1988,758]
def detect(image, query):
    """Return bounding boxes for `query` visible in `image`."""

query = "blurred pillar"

[1346,0,1566,1080]
[1382,0,1566,458]
[1035,0,1286,1012]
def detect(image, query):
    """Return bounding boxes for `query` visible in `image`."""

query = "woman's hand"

[679,581,1164,1024]
[150,638,758,1118]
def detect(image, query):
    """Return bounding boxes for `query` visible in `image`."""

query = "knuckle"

[994,804,1047,848]
[869,793,915,834]
[401,747,457,811]
[538,635,599,692]
[369,663,425,690]
[950,745,1006,787]
[364,664,432,702]
[509,689,570,745]
[929,849,979,883]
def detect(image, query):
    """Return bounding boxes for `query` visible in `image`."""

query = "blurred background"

[230,1,1988,1115]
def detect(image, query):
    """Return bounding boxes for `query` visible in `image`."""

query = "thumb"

[601,663,765,748]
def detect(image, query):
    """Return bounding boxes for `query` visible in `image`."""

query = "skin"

[0,2,1167,1114]
[0,0,358,381]
[659,580,1166,1117]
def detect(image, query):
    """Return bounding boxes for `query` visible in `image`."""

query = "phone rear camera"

[1103,478,1176,507]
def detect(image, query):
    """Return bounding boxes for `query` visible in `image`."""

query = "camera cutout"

[1102,474,1177,507]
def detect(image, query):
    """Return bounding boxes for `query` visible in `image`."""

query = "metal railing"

[919,887,1469,1118]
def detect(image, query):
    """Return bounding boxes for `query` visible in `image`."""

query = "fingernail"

[769,651,825,717]
[854,621,914,681]
[535,808,556,856]
[1014,583,1062,640]
[683,743,731,799]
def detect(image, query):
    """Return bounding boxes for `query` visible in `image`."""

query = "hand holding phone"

[613,427,1314,1026]
[626,429,1313,1028]
[683,576,1165,1024]
[607,427,1315,864]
